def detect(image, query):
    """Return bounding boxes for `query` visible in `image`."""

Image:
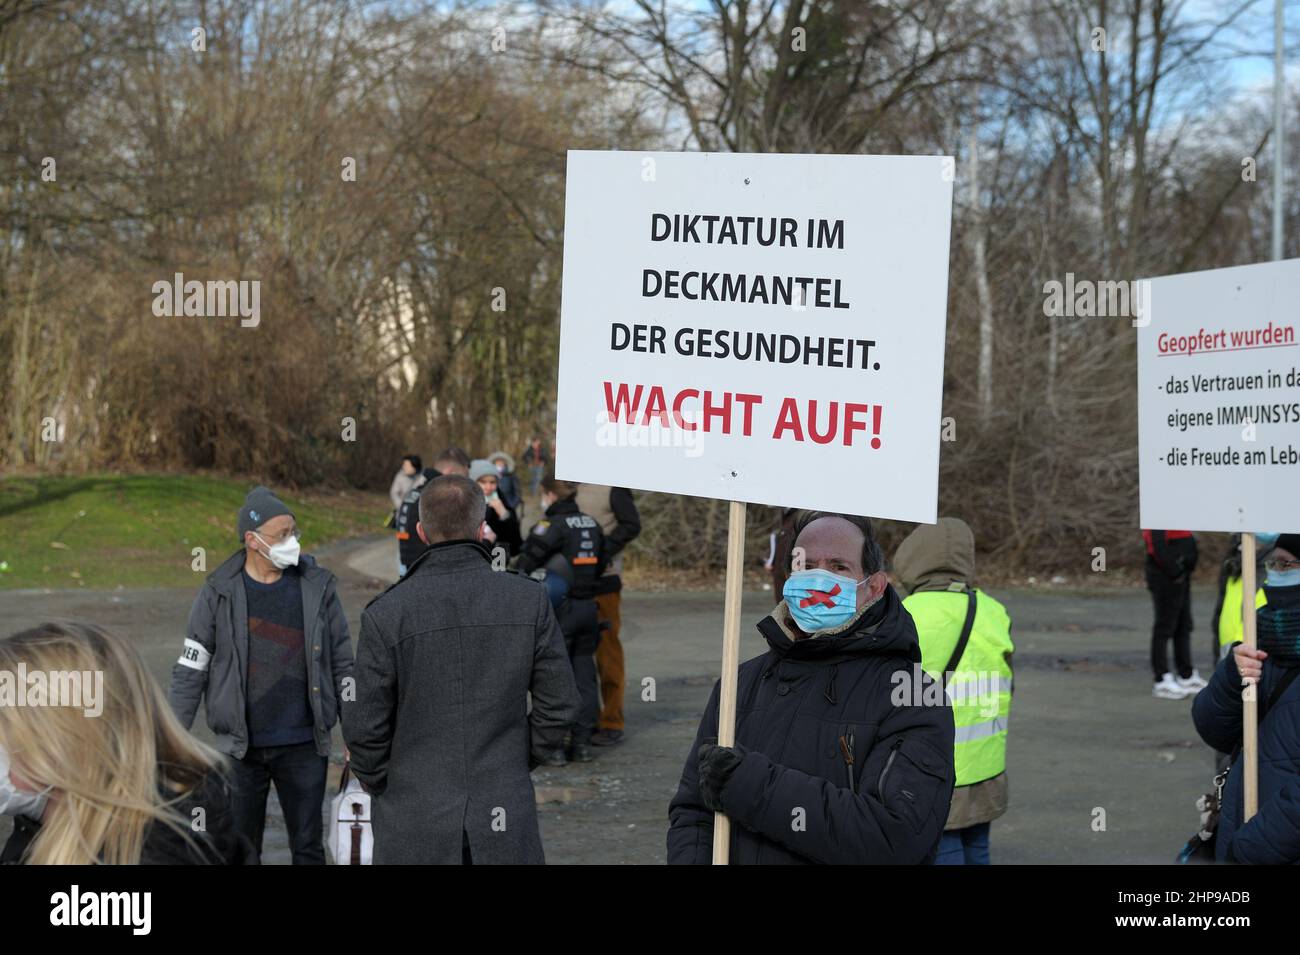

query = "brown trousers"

[595,590,624,730]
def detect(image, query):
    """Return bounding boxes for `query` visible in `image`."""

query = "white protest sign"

[554,150,954,523]
[1138,258,1300,531]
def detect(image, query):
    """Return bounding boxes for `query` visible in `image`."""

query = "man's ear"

[416,523,429,545]
[475,522,486,542]
[863,570,889,605]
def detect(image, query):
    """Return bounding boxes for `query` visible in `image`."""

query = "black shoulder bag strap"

[1228,664,1300,764]
[941,589,978,690]
[1263,665,1300,727]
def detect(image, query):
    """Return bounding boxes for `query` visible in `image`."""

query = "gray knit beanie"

[237,486,294,541]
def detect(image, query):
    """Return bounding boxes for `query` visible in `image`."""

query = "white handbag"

[328,761,373,865]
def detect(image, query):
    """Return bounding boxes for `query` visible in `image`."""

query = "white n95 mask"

[255,532,301,570]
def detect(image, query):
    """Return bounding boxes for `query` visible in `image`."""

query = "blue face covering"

[1267,566,1300,588]
[783,569,866,633]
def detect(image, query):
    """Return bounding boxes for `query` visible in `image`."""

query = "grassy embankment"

[0,474,388,590]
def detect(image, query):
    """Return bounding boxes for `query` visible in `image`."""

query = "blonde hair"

[0,622,226,864]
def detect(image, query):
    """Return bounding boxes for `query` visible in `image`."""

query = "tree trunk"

[968,127,995,427]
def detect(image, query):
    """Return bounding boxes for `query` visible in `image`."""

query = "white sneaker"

[1175,670,1208,693]
[1153,673,1191,700]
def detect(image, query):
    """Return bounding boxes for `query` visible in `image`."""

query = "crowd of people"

[2,461,1297,864]
[0,436,649,864]
[387,442,639,757]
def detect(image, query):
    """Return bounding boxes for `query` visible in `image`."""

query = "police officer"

[574,483,641,746]
[517,475,605,764]
[893,517,1013,866]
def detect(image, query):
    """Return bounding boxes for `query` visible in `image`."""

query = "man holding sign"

[666,512,955,865]
[557,149,955,863]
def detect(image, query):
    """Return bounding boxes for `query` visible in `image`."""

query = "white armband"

[177,638,211,671]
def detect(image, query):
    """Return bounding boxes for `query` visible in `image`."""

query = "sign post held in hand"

[1242,533,1259,820]
[554,150,954,863]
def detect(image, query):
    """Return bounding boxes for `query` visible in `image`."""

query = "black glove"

[697,742,745,812]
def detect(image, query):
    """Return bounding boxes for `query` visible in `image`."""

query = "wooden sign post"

[712,501,747,864]
[1242,532,1259,820]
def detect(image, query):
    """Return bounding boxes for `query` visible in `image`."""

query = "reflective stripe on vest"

[947,677,1013,703]
[954,716,1009,744]
[1218,576,1267,648]
[904,588,1014,787]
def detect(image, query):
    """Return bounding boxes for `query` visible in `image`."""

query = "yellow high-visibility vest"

[904,587,1013,787]
[1219,576,1267,648]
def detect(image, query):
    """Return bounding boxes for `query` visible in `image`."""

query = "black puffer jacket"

[668,585,955,864]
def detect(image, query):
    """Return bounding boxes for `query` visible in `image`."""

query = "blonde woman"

[0,622,252,864]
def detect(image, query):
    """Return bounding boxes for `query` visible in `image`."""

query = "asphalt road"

[0,536,1224,864]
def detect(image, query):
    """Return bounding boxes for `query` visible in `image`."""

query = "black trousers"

[556,597,600,744]
[229,741,327,864]
[1147,565,1194,681]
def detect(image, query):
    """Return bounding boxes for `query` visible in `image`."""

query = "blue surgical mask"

[1267,566,1300,588]
[783,569,868,633]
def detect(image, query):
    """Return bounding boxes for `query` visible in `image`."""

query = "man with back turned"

[342,474,579,864]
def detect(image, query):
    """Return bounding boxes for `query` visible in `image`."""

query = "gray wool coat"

[341,539,579,864]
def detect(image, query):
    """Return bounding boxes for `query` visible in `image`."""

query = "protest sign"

[1139,257,1300,820]
[1139,258,1300,531]
[555,150,954,861]
[555,150,954,523]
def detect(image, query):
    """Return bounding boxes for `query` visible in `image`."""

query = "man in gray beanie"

[168,485,355,864]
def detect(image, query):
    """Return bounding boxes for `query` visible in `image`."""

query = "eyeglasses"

[1265,556,1300,572]
[257,527,301,545]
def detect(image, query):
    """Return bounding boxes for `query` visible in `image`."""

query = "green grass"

[0,474,389,590]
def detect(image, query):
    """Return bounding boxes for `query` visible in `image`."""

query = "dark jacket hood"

[893,517,975,596]
[757,583,921,664]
